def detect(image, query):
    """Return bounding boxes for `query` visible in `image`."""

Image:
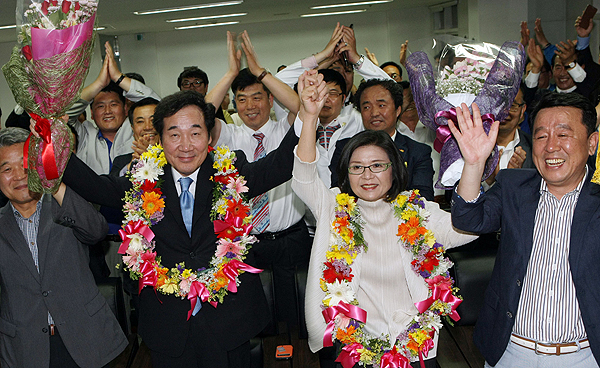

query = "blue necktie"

[179,177,193,236]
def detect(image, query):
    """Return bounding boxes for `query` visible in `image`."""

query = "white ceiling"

[0,0,441,44]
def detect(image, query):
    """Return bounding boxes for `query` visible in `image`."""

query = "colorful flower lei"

[119,144,260,318]
[322,190,462,368]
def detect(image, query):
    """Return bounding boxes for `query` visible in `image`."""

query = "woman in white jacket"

[292,71,477,368]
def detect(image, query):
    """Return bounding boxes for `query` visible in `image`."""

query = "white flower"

[324,280,354,307]
[127,233,146,253]
[132,159,160,182]
[125,212,143,223]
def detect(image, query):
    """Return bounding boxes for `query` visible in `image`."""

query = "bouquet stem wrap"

[2,0,97,193]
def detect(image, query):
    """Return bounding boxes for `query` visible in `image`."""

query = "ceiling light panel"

[301,9,366,17]
[175,21,239,30]
[167,13,247,23]
[311,0,392,9]
[134,1,243,15]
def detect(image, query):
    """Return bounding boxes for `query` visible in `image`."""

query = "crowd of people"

[1,5,600,367]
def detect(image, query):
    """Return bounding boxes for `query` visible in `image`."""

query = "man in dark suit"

[329,79,435,200]
[62,90,299,367]
[451,92,600,367]
[0,127,127,367]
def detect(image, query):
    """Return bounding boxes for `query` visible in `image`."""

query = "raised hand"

[555,39,578,65]
[104,41,122,82]
[227,31,242,77]
[314,23,344,64]
[337,25,360,64]
[575,14,594,38]
[534,18,550,47]
[527,38,544,73]
[520,21,530,47]
[507,146,527,169]
[399,40,409,66]
[240,30,262,77]
[298,70,327,118]
[364,47,379,66]
[449,103,499,167]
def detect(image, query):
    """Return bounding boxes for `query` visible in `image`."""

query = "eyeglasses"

[348,162,392,175]
[181,80,205,88]
[508,102,525,112]
[328,90,342,98]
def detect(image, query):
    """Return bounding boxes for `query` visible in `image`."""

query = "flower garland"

[119,144,260,319]
[322,190,462,368]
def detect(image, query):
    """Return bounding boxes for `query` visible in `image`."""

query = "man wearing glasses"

[177,67,208,95]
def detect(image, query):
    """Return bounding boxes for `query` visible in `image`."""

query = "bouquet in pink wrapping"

[2,0,98,193]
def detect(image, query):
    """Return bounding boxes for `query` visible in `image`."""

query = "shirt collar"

[172,166,200,187]
[11,196,43,219]
[240,118,275,137]
[556,85,577,93]
[539,165,588,196]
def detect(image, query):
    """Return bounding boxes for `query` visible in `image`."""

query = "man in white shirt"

[207,31,310,328]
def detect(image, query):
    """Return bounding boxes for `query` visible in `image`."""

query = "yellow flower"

[401,209,418,221]
[336,193,356,212]
[158,277,179,294]
[320,278,328,292]
[182,269,192,279]
[410,330,431,346]
[157,152,167,166]
[357,348,376,362]
[424,230,436,247]
[326,244,355,264]
[216,146,230,156]
[217,202,228,215]
[394,194,408,208]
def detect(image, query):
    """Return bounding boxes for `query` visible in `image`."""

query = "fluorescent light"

[167,13,247,23]
[175,21,239,30]
[301,9,366,17]
[0,25,16,30]
[134,1,243,15]
[94,26,106,31]
[311,0,392,9]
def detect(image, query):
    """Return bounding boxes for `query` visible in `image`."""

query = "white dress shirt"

[216,117,304,232]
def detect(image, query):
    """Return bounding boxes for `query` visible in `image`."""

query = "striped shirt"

[512,171,587,342]
[317,122,341,150]
[12,197,53,325]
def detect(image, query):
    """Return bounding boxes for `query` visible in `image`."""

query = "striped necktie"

[251,133,270,233]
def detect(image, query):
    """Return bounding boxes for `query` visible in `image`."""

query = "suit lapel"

[191,157,215,245]
[0,203,41,284]
[393,132,408,160]
[36,196,52,280]
[162,166,188,236]
[569,177,600,275]
[518,174,542,271]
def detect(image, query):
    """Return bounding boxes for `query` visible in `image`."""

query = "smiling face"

[319,82,345,126]
[0,143,40,213]
[532,106,598,198]
[359,85,402,136]
[552,56,576,90]
[131,104,159,145]
[161,105,210,176]
[235,83,273,131]
[348,145,393,202]
[91,91,126,139]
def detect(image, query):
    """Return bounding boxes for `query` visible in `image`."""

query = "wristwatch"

[353,54,365,70]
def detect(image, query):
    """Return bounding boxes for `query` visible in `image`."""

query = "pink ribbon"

[138,260,158,294]
[118,220,155,254]
[380,347,410,368]
[213,212,252,235]
[186,281,211,320]
[335,343,363,368]
[414,286,462,322]
[222,259,262,293]
[433,108,495,153]
[418,337,435,368]
[322,301,367,347]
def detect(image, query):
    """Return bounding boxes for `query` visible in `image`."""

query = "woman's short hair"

[337,130,408,202]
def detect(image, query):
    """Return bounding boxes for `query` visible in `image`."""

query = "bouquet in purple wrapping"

[2,0,98,193]
[406,41,525,189]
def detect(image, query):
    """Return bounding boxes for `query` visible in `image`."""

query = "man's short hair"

[152,91,216,137]
[231,68,271,96]
[177,68,209,89]
[318,69,347,96]
[128,97,160,124]
[0,127,30,149]
[530,92,597,136]
[380,61,403,78]
[353,79,403,110]
[125,72,145,84]
[94,82,126,105]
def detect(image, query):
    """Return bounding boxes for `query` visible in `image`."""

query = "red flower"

[214,173,236,185]
[323,261,353,283]
[22,45,32,61]
[74,2,80,10]
[140,180,160,195]
[50,0,57,6]
[420,250,440,272]
[216,226,245,239]
[41,1,50,15]
[62,0,71,13]
[227,199,249,219]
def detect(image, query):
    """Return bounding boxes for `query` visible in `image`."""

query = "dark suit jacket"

[0,188,127,368]
[62,126,299,356]
[451,169,600,365]
[516,128,534,169]
[329,130,435,200]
